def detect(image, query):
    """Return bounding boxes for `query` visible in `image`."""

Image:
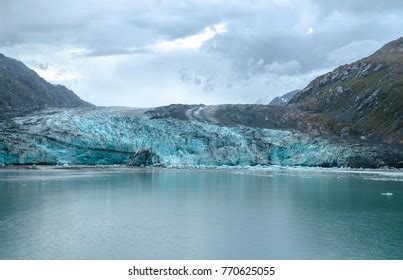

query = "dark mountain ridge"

[0,54,94,111]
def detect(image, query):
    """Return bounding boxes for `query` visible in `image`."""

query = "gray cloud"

[77,48,153,58]
[0,0,402,106]
[38,62,49,70]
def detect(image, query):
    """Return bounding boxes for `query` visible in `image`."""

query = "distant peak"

[370,37,403,60]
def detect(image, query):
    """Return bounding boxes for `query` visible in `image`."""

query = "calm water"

[0,168,402,259]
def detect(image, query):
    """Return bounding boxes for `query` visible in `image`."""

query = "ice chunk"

[381,192,394,196]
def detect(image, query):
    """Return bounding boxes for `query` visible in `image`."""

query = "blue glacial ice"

[0,107,370,167]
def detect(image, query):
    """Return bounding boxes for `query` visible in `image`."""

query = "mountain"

[0,38,402,168]
[255,90,300,105]
[0,54,94,111]
[269,90,301,106]
[287,37,403,144]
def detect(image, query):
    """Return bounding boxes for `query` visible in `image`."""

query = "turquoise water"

[0,168,402,259]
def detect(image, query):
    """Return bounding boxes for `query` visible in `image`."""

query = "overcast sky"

[1,0,402,107]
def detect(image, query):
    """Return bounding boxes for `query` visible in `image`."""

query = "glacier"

[0,107,390,167]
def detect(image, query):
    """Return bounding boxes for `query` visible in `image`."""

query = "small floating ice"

[381,192,394,196]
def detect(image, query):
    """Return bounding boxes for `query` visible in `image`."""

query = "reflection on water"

[0,168,402,259]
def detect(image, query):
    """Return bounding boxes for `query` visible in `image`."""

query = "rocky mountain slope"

[287,37,403,144]
[0,54,93,111]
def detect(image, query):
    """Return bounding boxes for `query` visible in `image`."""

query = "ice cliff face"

[0,107,389,168]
